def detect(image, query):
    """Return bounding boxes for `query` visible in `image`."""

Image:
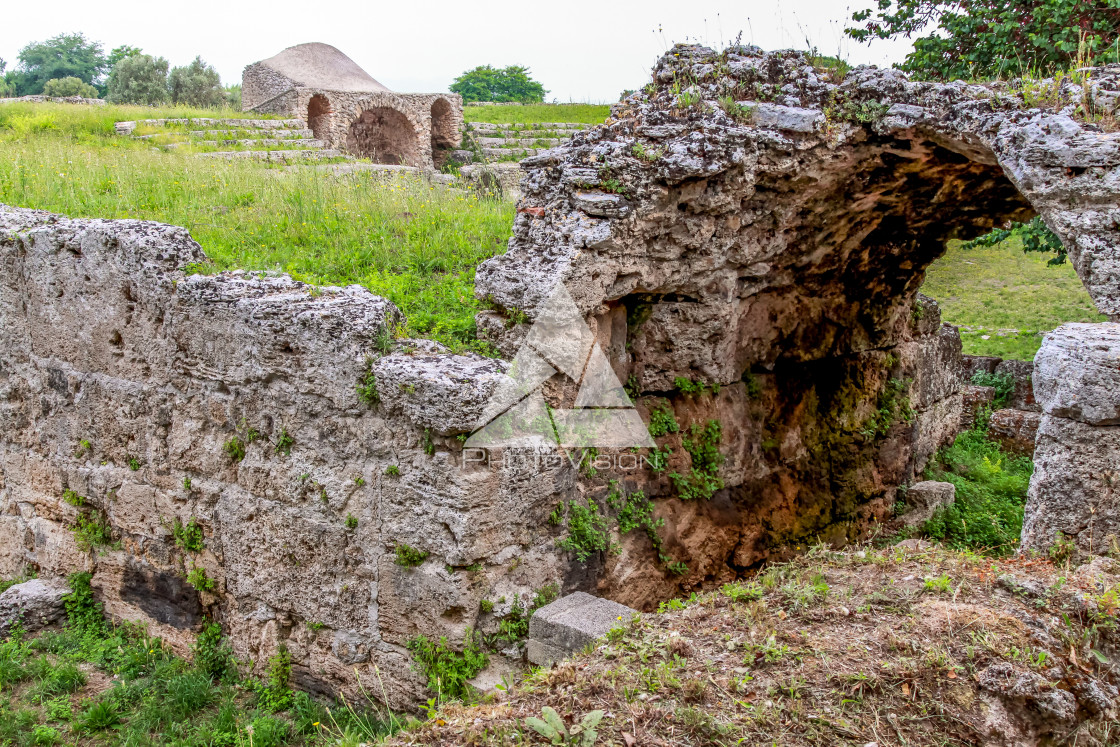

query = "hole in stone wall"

[307,94,331,142]
[430,98,457,168]
[346,107,419,166]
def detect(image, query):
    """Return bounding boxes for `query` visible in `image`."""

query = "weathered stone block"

[902,481,956,527]
[527,592,636,666]
[1034,323,1120,425]
[988,409,1041,455]
[0,579,68,636]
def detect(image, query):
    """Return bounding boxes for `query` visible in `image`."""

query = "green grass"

[0,102,513,354]
[462,103,609,124]
[0,572,404,746]
[921,236,1106,359]
[917,424,1034,555]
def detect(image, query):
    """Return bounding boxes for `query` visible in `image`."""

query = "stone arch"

[346,107,419,166]
[430,97,458,167]
[306,94,331,142]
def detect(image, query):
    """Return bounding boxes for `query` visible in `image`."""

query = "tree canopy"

[107,54,169,105]
[7,33,107,95]
[450,65,547,103]
[846,0,1120,81]
[41,76,99,98]
[168,56,226,108]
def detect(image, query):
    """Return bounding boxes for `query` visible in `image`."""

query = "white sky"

[2,1,917,102]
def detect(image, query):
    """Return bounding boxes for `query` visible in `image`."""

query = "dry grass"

[392,545,1120,746]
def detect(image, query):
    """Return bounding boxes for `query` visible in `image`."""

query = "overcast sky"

[2,1,918,102]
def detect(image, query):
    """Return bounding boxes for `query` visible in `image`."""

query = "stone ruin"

[2,44,1120,707]
[242,42,463,169]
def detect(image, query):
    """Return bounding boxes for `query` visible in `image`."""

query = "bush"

[107,54,169,105]
[41,77,98,98]
[192,623,235,681]
[168,56,225,108]
[407,630,488,701]
[920,425,1033,554]
[846,0,1119,81]
[450,65,547,103]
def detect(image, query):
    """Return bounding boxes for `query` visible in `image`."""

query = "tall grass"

[463,103,609,124]
[0,103,514,353]
[919,423,1034,555]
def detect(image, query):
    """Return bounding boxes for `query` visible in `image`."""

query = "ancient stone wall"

[0,206,568,708]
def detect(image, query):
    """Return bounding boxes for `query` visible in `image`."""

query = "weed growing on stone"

[394,544,429,567]
[407,631,488,702]
[169,517,205,553]
[556,500,614,561]
[182,476,192,492]
[127,456,142,471]
[222,436,245,463]
[356,360,380,406]
[256,646,293,713]
[275,428,294,456]
[970,370,1018,409]
[608,481,688,575]
[345,515,359,531]
[61,489,85,508]
[670,420,724,501]
[673,377,720,397]
[861,378,914,440]
[647,406,679,438]
[72,514,113,551]
[422,428,435,456]
[185,566,215,593]
[384,464,401,476]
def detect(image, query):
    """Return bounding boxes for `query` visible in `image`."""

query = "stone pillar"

[1021,323,1120,557]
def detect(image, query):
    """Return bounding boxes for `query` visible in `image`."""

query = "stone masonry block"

[527,592,636,666]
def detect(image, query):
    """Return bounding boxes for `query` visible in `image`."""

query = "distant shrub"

[224,84,241,110]
[168,56,225,108]
[450,65,547,103]
[107,54,168,105]
[41,77,98,98]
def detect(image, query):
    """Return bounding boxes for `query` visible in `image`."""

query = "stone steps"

[116,118,306,136]
[481,147,546,158]
[468,121,590,131]
[170,139,326,149]
[476,137,563,147]
[189,128,315,139]
[197,149,344,161]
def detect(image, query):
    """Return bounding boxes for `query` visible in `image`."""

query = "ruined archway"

[430,98,458,168]
[306,94,331,142]
[473,44,1055,607]
[346,107,419,166]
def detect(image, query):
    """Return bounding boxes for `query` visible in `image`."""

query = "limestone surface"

[527,592,636,666]
[0,579,68,636]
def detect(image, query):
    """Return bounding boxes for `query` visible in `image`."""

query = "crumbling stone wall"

[0,206,570,708]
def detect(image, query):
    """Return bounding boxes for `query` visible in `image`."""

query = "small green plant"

[353,476,365,486]
[670,420,724,501]
[422,428,435,456]
[72,513,113,551]
[385,464,401,476]
[184,564,213,591]
[127,456,142,471]
[183,476,192,492]
[480,599,494,613]
[861,378,914,440]
[674,377,719,397]
[192,622,236,681]
[526,706,604,746]
[394,544,428,567]
[345,514,359,530]
[356,360,379,406]
[1049,531,1078,567]
[62,572,104,633]
[607,481,687,574]
[170,516,205,553]
[223,436,245,462]
[718,96,754,122]
[971,370,1019,409]
[923,574,953,594]
[647,406,680,438]
[61,489,86,508]
[77,701,120,731]
[275,428,294,456]
[307,621,325,631]
[407,631,488,702]
[257,645,292,712]
[556,500,613,561]
[631,142,662,161]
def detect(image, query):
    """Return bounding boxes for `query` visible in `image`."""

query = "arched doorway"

[430,98,457,168]
[307,94,331,142]
[346,107,419,166]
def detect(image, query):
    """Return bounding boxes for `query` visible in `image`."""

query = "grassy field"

[462,103,610,124]
[0,103,514,354]
[921,236,1106,359]
[0,573,402,747]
